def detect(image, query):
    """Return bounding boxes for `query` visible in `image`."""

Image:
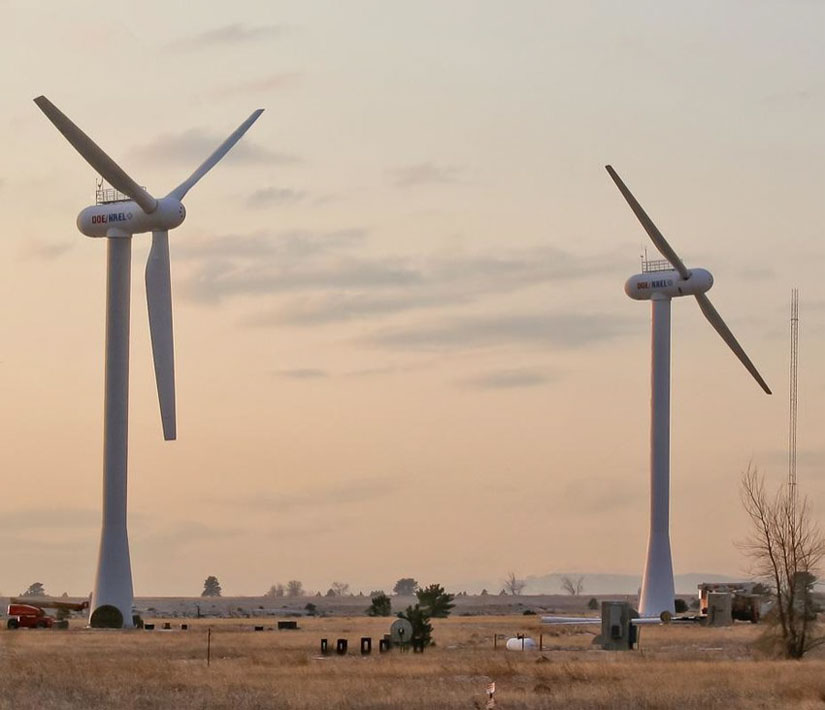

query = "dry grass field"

[1,614,824,709]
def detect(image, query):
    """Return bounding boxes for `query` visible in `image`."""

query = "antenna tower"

[788,288,799,498]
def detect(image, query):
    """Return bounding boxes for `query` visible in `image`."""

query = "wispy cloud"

[175,229,366,262]
[172,23,290,51]
[134,520,245,550]
[367,312,633,350]
[213,73,302,98]
[176,230,624,322]
[186,257,419,307]
[277,368,329,379]
[758,447,825,470]
[20,240,73,261]
[739,266,775,281]
[761,86,824,107]
[271,362,429,381]
[555,477,640,515]
[224,477,404,514]
[389,162,464,187]
[0,508,99,530]
[247,187,306,208]
[130,129,298,168]
[459,368,553,390]
[253,292,448,326]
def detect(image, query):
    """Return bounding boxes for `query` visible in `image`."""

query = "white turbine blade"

[605,165,691,280]
[694,292,771,395]
[167,109,264,201]
[146,230,176,440]
[33,96,158,214]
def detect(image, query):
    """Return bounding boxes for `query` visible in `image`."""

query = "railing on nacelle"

[96,186,146,205]
[641,258,673,273]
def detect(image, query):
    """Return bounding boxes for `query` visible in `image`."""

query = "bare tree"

[561,575,585,596]
[265,583,286,598]
[503,572,526,596]
[740,466,824,658]
[286,580,304,598]
[331,581,350,596]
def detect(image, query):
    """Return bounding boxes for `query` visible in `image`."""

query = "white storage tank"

[505,636,537,651]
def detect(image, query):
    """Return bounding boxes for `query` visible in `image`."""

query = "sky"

[0,0,822,597]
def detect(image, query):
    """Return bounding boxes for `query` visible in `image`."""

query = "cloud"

[366,312,633,350]
[224,477,404,514]
[172,23,289,51]
[176,230,625,320]
[132,520,245,553]
[277,368,328,379]
[739,266,775,281]
[213,73,302,98]
[270,362,429,380]
[796,298,825,315]
[0,508,99,530]
[343,364,417,377]
[20,240,73,261]
[389,162,464,187]
[758,447,825,471]
[182,252,420,306]
[130,129,298,168]
[247,187,306,208]
[555,477,640,515]
[256,291,449,326]
[175,229,366,262]
[761,86,823,107]
[459,368,553,390]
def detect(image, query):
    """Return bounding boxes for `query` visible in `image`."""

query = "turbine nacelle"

[77,197,186,238]
[625,268,713,301]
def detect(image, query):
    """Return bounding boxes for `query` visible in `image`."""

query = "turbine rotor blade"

[146,230,177,440]
[694,292,771,394]
[167,109,264,201]
[605,165,690,280]
[33,96,158,214]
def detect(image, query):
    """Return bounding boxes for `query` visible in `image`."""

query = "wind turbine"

[606,165,771,617]
[34,96,263,628]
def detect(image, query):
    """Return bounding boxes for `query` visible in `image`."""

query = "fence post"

[207,627,212,667]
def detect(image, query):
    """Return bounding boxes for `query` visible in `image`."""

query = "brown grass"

[1,616,823,709]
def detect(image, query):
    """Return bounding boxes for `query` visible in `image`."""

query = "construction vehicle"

[6,598,89,629]
[697,582,768,623]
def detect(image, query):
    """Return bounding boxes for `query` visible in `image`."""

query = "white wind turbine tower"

[35,96,263,628]
[606,165,771,617]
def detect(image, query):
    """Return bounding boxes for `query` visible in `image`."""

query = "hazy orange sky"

[1,1,822,597]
